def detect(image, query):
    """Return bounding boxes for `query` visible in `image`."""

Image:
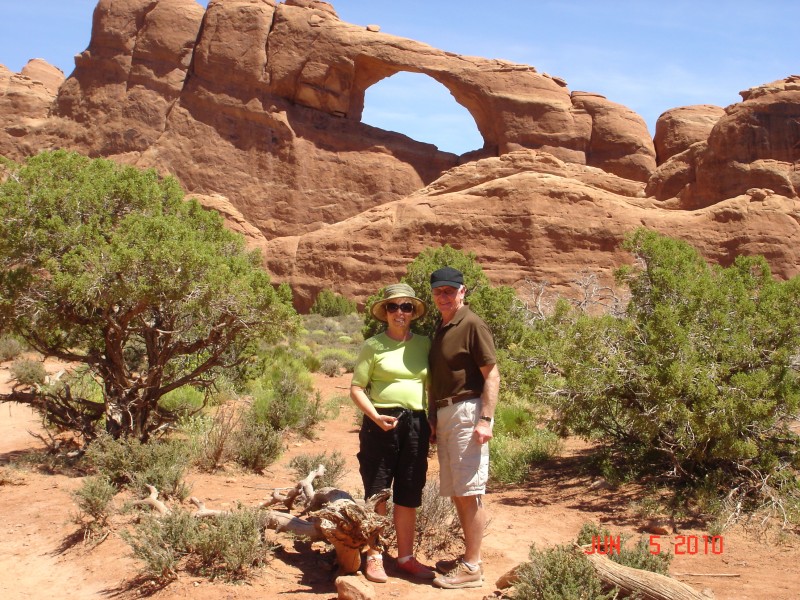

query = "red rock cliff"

[0,0,798,309]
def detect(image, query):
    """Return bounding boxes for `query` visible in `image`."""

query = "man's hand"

[429,419,437,444]
[474,419,493,444]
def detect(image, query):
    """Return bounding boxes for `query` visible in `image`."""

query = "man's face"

[431,285,465,319]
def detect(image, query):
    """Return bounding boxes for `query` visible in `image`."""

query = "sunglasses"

[386,302,414,314]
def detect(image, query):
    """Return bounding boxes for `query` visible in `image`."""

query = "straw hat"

[370,283,427,322]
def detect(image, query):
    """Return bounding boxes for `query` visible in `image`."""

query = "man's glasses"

[386,302,414,314]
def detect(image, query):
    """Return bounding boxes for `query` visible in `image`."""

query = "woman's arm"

[350,385,398,431]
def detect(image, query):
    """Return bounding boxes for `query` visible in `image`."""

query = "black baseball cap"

[430,266,464,289]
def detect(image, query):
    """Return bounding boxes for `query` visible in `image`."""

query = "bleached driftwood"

[309,490,391,573]
[259,464,329,511]
[188,497,226,518]
[131,485,170,515]
[498,547,707,599]
[580,546,706,600]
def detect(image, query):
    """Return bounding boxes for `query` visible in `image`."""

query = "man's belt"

[435,392,478,410]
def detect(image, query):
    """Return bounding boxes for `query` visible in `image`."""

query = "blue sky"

[1,1,798,155]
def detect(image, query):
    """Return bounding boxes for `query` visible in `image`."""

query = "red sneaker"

[397,556,436,580]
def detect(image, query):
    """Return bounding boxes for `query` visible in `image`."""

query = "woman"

[350,283,436,583]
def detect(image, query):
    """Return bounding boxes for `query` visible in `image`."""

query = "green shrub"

[547,229,800,500]
[490,429,561,485]
[85,435,191,500]
[177,413,215,466]
[310,289,357,317]
[251,371,306,429]
[413,480,461,558]
[0,335,24,361]
[513,543,614,600]
[158,385,206,413]
[317,347,357,371]
[576,522,672,574]
[318,357,342,377]
[178,406,241,472]
[493,395,549,438]
[233,416,283,473]
[10,358,47,386]
[248,352,315,432]
[73,475,117,528]
[193,506,270,578]
[130,442,192,500]
[85,434,138,486]
[289,450,347,489]
[303,353,322,373]
[121,508,198,581]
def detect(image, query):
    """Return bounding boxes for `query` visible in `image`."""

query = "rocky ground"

[1,362,799,600]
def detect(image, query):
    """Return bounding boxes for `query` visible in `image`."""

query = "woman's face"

[384,297,415,329]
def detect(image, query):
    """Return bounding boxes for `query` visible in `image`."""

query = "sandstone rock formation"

[261,150,799,308]
[0,0,798,310]
[1,0,655,236]
[0,60,64,156]
[653,104,725,164]
[647,77,800,209]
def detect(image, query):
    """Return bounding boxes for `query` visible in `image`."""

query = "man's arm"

[474,363,500,444]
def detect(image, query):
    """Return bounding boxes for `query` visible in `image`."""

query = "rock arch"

[348,60,492,152]
[266,1,656,179]
[357,70,485,154]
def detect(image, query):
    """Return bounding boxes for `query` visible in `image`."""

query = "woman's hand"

[374,414,398,431]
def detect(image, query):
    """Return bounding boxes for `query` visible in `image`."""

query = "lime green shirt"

[351,332,430,410]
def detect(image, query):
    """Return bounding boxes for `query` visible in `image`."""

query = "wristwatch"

[479,415,493,425]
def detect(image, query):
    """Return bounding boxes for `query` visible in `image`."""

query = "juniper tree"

[0,151,298,441]
[549,228,800,492]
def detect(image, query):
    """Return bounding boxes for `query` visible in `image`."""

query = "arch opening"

[361,71,484,156]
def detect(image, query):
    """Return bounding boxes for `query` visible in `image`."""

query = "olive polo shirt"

[429,304,497,403]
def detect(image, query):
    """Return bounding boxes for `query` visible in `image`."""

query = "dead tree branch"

[131,485,170,515]
[577,544,705,600]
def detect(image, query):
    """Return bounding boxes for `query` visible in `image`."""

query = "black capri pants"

[357,407,431,508]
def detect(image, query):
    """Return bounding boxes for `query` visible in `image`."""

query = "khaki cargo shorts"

[436,397,489,497]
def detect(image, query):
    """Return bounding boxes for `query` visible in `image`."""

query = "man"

[427,266,500,589]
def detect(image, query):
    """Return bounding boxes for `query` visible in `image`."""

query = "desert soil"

[1,360,799,600]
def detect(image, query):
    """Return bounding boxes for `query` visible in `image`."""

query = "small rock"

[495,564,522,588]
[366,24,380,32]
[644,519,671,535]
[335,574,375,600]
[746,188,773,201]
[588,478,611,491]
